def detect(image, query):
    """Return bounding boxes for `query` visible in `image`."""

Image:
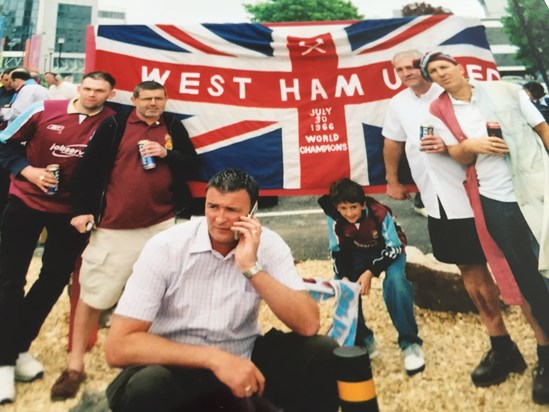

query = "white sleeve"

[259,230,305,292]
[518,89,545,127]
[425,112,460,146]
[6,89,34,121]
[5,87,49,122]
[382,99,407,142]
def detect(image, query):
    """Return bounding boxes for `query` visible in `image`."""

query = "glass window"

[56,4,92,53]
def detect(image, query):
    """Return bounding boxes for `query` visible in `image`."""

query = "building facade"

[0,0,530,81]
[0,0,124,81]
[479,0,526,76]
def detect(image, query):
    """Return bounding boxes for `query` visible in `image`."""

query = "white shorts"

[79,218,175,309]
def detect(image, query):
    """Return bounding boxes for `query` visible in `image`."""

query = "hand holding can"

[419,124,435,152]
[46,164,60,195]
[486,122,503,139]
[138,140,157,170]
[420,124,434,139]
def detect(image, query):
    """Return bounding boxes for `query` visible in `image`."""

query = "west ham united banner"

[86,15,499,195]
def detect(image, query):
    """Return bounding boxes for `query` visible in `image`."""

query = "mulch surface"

[3,259,546,411]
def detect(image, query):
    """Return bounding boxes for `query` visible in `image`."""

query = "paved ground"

[33,194,431,262]
[256,194,432,261]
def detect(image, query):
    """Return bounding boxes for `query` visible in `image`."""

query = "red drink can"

[486,122,503,138]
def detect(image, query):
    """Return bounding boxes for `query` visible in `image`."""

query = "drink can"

[420,124,434,139]
[486,122,503,138]
[137,140,156,170]
[46,164,60,195]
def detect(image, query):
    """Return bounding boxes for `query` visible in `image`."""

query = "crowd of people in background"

[0,50,547,412]
[0,68,77,110]
[0,67,79,129]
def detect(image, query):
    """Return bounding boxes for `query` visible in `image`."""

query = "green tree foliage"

[502,0,549,75]
[401,2,452,16]
[243,0,362,23]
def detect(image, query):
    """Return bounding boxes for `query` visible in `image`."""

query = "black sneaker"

[471,343,527,387]
[533,363,549,405]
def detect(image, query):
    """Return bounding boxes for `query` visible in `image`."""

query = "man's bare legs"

[459,263,526,387]
[459,263,507,336]
[50,299,99,400]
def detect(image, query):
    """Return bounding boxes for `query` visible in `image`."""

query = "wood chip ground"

[3,258,546,412]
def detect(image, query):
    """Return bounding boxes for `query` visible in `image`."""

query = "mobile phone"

[234,201,259,239]
[248,201,258,218]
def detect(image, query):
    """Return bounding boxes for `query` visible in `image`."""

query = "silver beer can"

[137,140,156,170]
[46,164,60,195]
[419,124,434,139]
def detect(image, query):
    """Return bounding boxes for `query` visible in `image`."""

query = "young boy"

[318,178,425,375]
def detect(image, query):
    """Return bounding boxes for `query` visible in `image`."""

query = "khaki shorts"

[79,218,175,310]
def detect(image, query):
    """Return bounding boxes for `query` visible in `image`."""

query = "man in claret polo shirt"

[0,71,116,405]
[52,80,200,401]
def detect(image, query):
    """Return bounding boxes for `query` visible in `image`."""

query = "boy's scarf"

[305,278,360,346]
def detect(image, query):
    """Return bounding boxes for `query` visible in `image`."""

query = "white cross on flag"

[87,15,498,195]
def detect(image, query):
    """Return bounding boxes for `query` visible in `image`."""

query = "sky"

[108,0,486,25]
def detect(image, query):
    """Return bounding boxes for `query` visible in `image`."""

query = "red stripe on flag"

[94,50,403,106]
[186,181,418,197]
[85,25,96,72]
[156,25,235,57]
[192,120,278,149]
[359,14,449,55]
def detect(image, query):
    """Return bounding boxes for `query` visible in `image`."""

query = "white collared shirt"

[383,83,473,219]
[49,81,78,100]
[431,83,543,202]
[115,217,304,359]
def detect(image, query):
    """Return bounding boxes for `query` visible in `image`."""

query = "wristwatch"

[242,261,263,279]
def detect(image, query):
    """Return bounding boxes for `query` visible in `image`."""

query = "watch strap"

[242,261,263,279]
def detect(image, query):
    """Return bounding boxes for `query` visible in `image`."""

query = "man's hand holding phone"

[233,201,258,240]
[233,201,261,272]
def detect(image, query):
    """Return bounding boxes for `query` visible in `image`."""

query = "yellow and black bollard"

[334,346,379,412]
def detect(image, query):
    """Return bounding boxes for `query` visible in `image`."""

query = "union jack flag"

[86,15,498,195]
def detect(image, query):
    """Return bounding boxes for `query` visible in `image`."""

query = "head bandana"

[415,51,458,81]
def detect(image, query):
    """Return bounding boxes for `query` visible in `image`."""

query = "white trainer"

[14,352,44,382]
[413,206,429,218]
[0,365,15,404]
[403,343,425,376]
